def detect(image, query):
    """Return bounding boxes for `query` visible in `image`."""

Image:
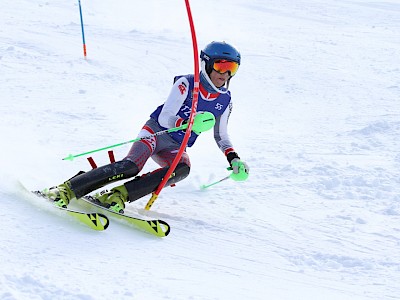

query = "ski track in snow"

[1,0,400,299]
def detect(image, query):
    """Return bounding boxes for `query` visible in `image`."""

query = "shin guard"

[124,163,190,202]
[68,160,139,198]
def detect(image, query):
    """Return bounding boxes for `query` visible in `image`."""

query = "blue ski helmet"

[200,41,241,76]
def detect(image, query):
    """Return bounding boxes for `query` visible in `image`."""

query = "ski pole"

[63,124,187,161]
[200,175,231,189]
[78,0,87,59]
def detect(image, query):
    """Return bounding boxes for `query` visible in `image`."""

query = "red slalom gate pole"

[145,0,199,210]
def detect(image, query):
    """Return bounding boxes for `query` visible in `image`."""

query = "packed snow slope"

[1,0,400,299]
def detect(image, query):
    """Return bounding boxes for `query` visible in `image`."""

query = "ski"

[77,196,171,237]
[32,191,110,231]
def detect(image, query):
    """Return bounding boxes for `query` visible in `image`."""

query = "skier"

[45,41,249,213]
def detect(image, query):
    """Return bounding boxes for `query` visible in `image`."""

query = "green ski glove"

[182,112,216,134]
[230,158,249,181]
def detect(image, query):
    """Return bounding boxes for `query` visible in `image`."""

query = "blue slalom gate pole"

[78,0,87,59]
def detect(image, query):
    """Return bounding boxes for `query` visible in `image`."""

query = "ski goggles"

[212,59,239,76]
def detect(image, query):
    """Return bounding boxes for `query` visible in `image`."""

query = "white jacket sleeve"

[214,102,235,155]
[158,77,189,128]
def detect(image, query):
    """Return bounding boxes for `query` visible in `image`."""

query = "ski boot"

[95,185,128,214]
[45,182,75,208]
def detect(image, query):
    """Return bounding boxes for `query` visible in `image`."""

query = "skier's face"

[209,69,230,88]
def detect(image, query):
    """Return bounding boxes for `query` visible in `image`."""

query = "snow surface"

[1,0,400,299]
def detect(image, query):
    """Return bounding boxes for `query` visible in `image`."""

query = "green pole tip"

[63,154,75,161]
